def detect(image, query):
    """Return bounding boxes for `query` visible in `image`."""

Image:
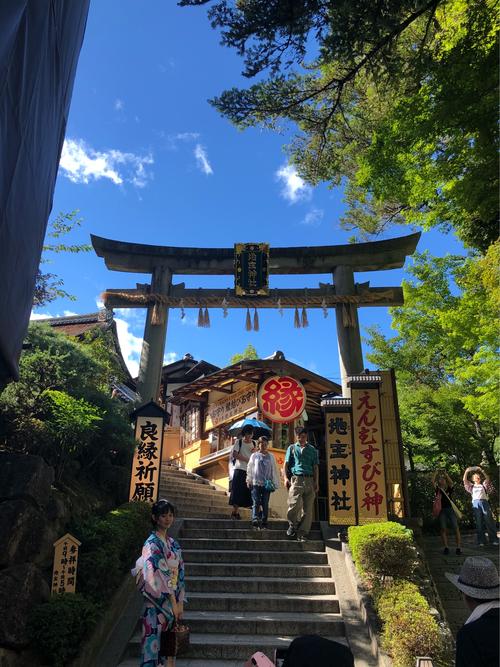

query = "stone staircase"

[119,465,347,667]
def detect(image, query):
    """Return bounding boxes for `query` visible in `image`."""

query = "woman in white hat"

[445,556,499,667]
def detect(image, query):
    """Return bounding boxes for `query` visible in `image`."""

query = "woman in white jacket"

[246,436,280,529]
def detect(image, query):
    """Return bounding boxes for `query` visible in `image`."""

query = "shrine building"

[159,353,407,523]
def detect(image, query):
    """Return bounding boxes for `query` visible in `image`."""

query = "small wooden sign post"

[51,533,81,595]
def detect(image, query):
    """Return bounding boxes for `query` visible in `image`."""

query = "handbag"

[432,491,442,518]
[143,593,190,657]
[264,478,276,492]
[441,488,463,520]
[160,622,190,657]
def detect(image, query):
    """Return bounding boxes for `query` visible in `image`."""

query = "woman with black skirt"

[229,425,255,519]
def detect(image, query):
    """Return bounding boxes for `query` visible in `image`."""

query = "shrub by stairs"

[118,464,347,667]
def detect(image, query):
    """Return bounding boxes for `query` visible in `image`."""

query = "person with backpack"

[229,425,255,519]
[432,470,462,555]
[133,499,186,667]
[463,466,499,547]
[283,428,319,542]
[246,435,280,529]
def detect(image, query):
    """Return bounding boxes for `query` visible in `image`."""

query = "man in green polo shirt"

[283,427,319,541]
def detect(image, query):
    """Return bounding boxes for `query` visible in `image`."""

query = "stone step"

[180,528,323,540]
[126,632,349,661]
[183,610,344,636]
[120,660,243,667]
[160,494,231,507]
[187,591,340,613]
[180,538,324,552]
[182,519,321,531]
[159,484,228,497]
[185,562,332,578]
[186,575,335,595]
[183,549,328,565]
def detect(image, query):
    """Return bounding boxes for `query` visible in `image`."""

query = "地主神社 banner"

[129,416,163,503]
[234,243,269,296]
[351,386,387,523]
[325,408,356,525]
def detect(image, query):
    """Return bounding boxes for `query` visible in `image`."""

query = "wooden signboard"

[205,385,257,430]
[129,415,164,503]
[51,533,81,595]
[325,405,356,525]
[234,242,269,296]
[351,384,388,523]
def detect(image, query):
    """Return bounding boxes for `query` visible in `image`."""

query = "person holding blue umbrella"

[228,424,256,519]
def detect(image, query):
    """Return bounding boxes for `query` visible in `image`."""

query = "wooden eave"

[169,359,341,407]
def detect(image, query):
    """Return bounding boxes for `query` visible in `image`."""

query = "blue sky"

[32,0,466,383]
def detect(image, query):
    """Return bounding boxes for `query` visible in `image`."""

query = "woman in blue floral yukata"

[133,499,186,667]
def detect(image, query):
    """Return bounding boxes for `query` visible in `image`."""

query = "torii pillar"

[334,265,364,396]
[137,266,171,403]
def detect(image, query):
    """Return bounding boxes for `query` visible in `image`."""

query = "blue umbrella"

[228,417,272,438]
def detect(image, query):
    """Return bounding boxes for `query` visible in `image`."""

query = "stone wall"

[0,452,71,665]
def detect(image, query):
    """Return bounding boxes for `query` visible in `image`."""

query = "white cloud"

[114,98,124,111]
[176,132,200,142]
[63,310,78,317]
[194,144,214,175]
[301,208,324,226]
[60,138,153,188]
[30,312,52,320]
[276,164,312,203]
[163,352,179,365]
[114,317,144,377]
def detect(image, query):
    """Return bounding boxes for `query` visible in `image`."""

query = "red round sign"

[258,376,306,423]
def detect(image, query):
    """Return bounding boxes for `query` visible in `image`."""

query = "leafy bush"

[348,522,415,581]
[374,580,428,620]
[28,594,99,666]
[383,606,442,667]
[75,501,151,605]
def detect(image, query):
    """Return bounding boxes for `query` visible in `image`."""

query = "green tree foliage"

[42,390,102,481]
[34,210,91,307]
[365,246,499,469]
[0,323,136,495]
[229,343,260,364]
[181,0,499,251]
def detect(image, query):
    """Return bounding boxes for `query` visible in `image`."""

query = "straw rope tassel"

[203,307,210,328]
[245,308,252,331]
[197,307,204,327]
[349,304,357,327]
[342,304,350,327]
[294,307,301,328]
[151,301,165,326]
[301,307,309,328]
[253,308,259,331]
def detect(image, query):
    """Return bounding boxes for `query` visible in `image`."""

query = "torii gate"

[91,232,420,402]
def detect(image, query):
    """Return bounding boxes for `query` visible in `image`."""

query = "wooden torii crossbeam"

[91,232,420,401]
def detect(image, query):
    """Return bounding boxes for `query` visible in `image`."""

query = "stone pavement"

[421,529,499,636]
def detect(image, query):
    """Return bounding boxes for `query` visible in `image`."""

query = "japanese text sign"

[258,376,306,423]
[205,385,257,430]
[325,408,356,525]
[234,242,269,296]
[351,386,387,523]
[52,533,81,595]
[129,416,164,503]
